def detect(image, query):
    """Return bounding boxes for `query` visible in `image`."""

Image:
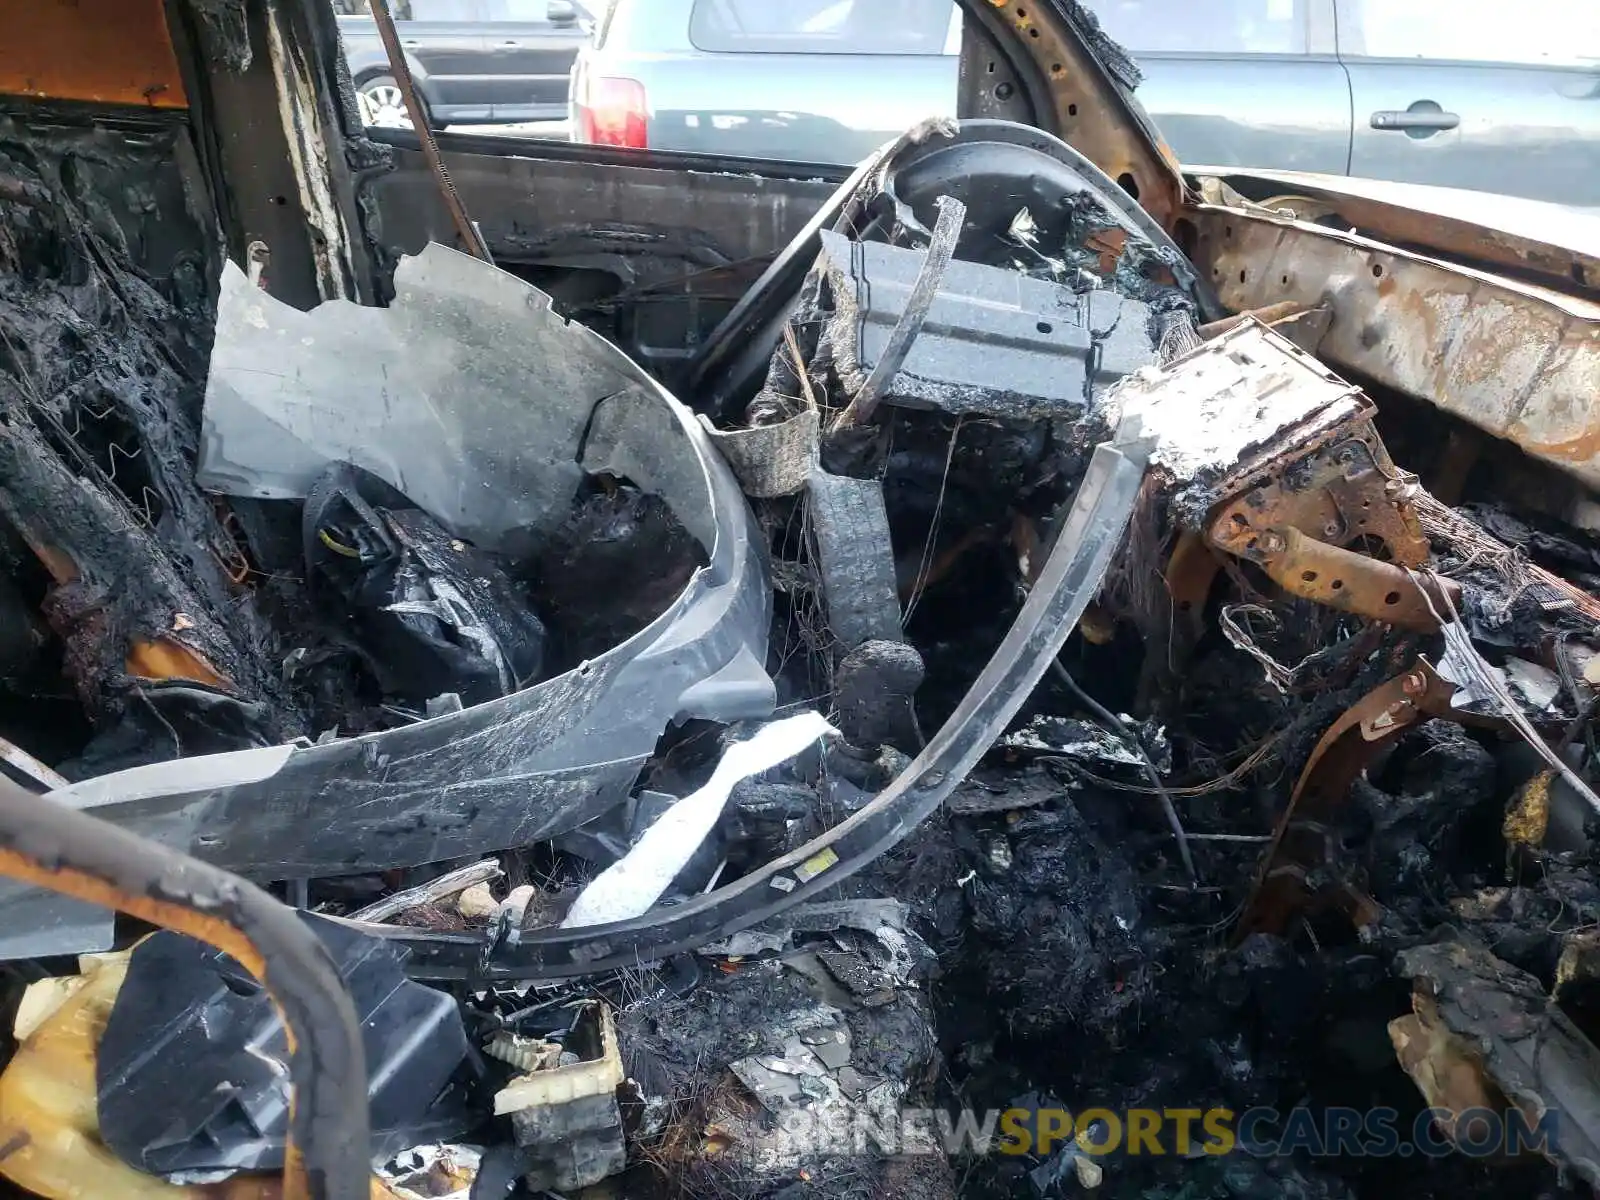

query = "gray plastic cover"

[0,246,774,960]
[817,229,1156,420]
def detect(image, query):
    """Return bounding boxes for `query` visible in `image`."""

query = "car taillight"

[576,75,648,149]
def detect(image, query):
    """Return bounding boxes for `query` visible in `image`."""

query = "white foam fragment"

[561,712,837,928]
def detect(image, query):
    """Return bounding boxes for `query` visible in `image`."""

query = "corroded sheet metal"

[976,0,1186,231]
[1395,941,1600,1189]
[0,0,187,109]
[1192,205,1600,491]
[1195,168,1600,300]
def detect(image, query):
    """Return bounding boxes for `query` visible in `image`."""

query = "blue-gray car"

[570,0,1600,206]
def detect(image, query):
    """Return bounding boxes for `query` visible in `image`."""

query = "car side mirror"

[547,0,577,23]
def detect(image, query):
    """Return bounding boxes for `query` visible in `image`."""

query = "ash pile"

[3,113,1600,1200]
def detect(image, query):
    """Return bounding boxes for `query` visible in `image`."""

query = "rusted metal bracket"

[1237,659,1459,940]
[1164,529,1221,637]
[1151,412,1431,693]
[1206,419,1429,569]
[1135,528,1222,711]
[1253,527,1461,633]
[0,777,373,1200]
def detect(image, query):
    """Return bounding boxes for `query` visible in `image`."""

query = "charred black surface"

[871,774,1581,1200]
[1353,724,1503,924]
[531,478,705,672]
[304,464,548,709]
[619,940,946,1200]
[0,108,295,752]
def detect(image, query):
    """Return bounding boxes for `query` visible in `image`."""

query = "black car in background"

[334,0,589,128]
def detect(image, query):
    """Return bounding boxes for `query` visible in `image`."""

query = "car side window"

[1336,0,1600,67]
[407,0,486,19]
[481,0,551,18]
[688,0,954,56]
[1080,0,1310,54]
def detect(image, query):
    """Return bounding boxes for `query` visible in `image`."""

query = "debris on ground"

[6,8,1600,1200]
[1392,940,1600,1185]
[492,1000,627,1192]
[619,901,948,1198]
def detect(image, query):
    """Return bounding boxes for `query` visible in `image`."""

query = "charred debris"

[4,89,1600,1200]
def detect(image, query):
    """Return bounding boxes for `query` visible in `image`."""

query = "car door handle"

[402,39,420,47]
[500,39,520,45]
[1370,109,1459,132]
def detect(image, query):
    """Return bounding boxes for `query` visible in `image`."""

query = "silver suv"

[571,0,1600,206]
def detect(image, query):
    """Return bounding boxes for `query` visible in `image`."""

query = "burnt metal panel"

[961,0,1186,232]
[1196,169,1600,304]
[1192,204,1600,493]
[817,229,1156,420]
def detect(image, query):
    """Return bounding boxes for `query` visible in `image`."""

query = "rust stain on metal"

[983,0,1185,231]
[1164,530,1220,622]
[0,0,188,109]
[1190,204,1600,491]
[1086,226,1128,273]
[1238,660,1459,939]
[1197,300,1304,340]
[1255,527,1458,633]
[1205,424,1429,569]
[1213,173,1600,303]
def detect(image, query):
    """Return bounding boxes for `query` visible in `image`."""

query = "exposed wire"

[1042,731,1282,799]
[902,415,963,628]
[782,323,820,413]
[1412,570,1600,821]
[1049,658,1198,885]
[1553,630,1600,770]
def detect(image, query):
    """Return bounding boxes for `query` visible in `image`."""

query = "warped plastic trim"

[359,433,1150,980]
[0,247,774,960]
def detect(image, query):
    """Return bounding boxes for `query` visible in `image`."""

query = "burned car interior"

[4,1,1600,1198]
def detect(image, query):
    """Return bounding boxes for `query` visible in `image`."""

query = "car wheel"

[356,76,427,130]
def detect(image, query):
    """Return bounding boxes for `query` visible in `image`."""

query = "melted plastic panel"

[0,249,774,960]
[97,912,474,1176]
[199,246,715,554]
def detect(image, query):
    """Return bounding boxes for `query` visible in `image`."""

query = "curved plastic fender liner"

[364,437,1150,980]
